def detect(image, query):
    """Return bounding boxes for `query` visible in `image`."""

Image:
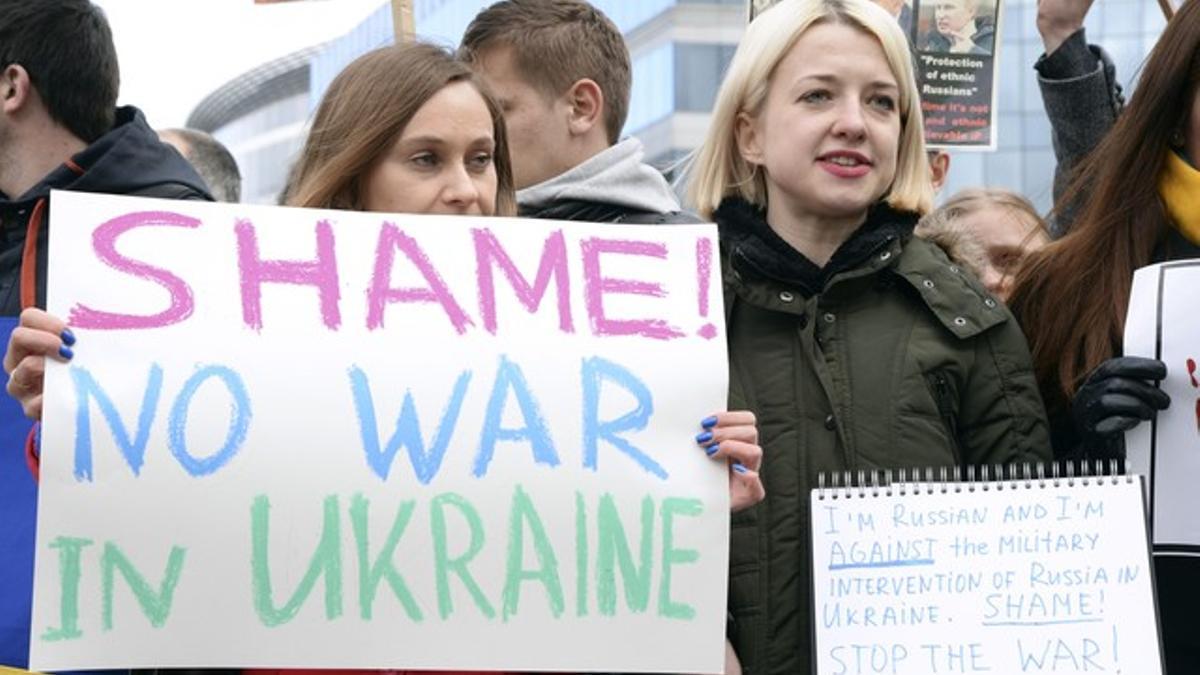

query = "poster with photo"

[912,0,1002,149]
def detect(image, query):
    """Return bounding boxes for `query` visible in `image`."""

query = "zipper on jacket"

[929,372,963,464]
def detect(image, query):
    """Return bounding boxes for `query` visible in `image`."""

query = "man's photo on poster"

[918,0,996,55]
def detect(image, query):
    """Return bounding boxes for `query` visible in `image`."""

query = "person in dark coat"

[1032,0,1126,235]
[0,1,210,668]
[687,0,1050,670]
[1009,2,1200,669]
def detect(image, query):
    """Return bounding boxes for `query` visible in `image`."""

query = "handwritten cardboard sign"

[30,191,730,673]
[810,478,1162,674]
[1125,261,1200,552]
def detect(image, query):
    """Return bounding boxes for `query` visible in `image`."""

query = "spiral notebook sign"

[810,473,1163,674]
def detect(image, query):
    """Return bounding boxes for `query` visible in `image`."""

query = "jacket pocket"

[925,371,962,464]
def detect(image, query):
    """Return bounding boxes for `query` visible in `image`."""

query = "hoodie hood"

[717,196,916,298]
[9,106,212,203]
[516,137,681,215]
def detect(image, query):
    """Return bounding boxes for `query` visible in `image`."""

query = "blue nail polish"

[695,430,713,445]
[58,345,74,360]
[732,462,748,474]
[60,328,76,346]
[704,442,719,457]
[701,415,718,429]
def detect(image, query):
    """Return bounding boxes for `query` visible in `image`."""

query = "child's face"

[958,205,1048,301]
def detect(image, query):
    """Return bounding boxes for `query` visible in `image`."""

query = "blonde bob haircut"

[687,0,933,219]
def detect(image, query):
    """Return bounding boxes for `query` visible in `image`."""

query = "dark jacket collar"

[3,106,212,204]
[715,196,918,297]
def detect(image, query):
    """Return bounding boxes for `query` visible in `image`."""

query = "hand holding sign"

[3,308,75,421]
[696,410,764,512]
[1072,357,1171,455]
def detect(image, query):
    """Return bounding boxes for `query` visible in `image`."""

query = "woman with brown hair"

[1008,2,1198,463]
[6,41,521,675]
[1008,1,1200,668]
[285,41,517,216]
[5,42,520,430]
[5,40,763,674]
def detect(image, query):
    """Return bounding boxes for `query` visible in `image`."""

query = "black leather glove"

[1071,356,1170,458]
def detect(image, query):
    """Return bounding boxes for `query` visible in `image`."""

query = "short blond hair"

[460,0,631,145]
[686,0,933,219]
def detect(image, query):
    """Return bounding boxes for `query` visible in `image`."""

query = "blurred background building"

[188,0,1169,210]
[187,47,318,204]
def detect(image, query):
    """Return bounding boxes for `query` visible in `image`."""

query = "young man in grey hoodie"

[460,0,697,225]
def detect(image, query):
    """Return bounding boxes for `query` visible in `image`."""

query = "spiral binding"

[815,460,1133,500]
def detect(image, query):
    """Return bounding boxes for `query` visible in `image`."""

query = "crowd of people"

[1,0,1197,672]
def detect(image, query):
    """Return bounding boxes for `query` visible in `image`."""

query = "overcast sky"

[94,0,386,128]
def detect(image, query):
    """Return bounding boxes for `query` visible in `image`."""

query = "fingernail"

[58,345,74,360]
[701,415,718,429]
[704,442,719,457]
[695,430,713,445]
[732,462,748,474]
[60,328,76,346]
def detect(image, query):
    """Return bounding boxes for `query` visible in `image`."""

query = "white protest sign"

[31,191,730,673]
[810,478,1163,674]
[1125,261,1200,552]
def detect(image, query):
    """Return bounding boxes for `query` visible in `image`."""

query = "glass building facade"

[195,0,1168,209]
[188,47,319,205]
[217,94,310,205]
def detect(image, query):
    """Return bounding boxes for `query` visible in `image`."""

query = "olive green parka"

[717,198,1051,674]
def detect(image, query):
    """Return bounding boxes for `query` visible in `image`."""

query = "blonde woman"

[687,0,1049,669]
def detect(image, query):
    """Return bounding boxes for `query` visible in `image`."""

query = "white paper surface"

[810,479,1163,674]
[31,191,730,672]
[1123,262,1200,551]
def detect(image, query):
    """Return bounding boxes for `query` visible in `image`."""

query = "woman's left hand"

[697,411,765,512]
